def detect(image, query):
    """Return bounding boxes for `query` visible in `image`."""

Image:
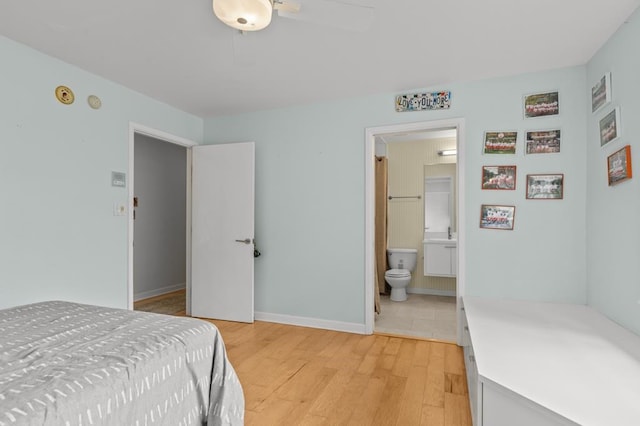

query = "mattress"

[0,301,244,425]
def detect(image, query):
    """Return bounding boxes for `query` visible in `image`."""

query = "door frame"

[364,118,466,345]
[127,122,197,314]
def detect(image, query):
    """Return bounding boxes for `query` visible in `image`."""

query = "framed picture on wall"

[599,107,621,147]
[607,145,632,186]
[525,129,561,154]
[592,72,612,113]
[524,91,559,118]
[526,174,564,199]
[483,131,517,154]
[482,165,517,190]
[479,204,515,230]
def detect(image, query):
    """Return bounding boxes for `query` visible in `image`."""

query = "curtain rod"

[388,195,422,200]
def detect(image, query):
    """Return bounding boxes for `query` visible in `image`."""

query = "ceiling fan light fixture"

[213,0,273,31]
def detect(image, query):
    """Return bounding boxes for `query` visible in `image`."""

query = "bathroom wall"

[387,137,457,295]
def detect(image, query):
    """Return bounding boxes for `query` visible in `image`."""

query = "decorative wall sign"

[480,204,515,230]
[483,131,517,154]
[599,107,621,147]
[525,129,561,154]
[524,91,559,118]
[55,85,75,105]
[607,145,632,186]
[395,91,451,112]
[592,72,611,113]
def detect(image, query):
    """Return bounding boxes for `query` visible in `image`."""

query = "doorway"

[364,118,466,345]
[127,123,197,314]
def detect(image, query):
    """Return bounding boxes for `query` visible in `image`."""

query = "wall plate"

[55,85,74,105]
[87,94,102,109]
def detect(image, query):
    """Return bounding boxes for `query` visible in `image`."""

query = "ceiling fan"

[212,0,376,33]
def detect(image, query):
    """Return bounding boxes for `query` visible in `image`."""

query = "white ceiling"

[1,0,638,117]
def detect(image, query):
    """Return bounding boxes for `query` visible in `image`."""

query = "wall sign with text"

[395,91,451,112]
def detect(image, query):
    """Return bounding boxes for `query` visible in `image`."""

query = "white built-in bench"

[462,297,640,426]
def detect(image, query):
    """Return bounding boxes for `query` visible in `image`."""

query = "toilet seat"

[385,268,411,278]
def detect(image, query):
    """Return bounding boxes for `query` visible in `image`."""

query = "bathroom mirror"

[424,176,453,235]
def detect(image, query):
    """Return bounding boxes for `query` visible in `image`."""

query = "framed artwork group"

[479,90,564,231]
[590,72,632,186]
[479,74,633,231]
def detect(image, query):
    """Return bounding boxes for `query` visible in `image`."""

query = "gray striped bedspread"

[0,301,244,425]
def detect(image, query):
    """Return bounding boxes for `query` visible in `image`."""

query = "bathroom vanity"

[462,297,640,426]
[423,238,457,277]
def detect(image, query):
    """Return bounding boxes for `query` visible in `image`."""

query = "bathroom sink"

[424,238,457,243]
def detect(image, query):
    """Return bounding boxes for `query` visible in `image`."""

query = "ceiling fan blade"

[278,0,375,32]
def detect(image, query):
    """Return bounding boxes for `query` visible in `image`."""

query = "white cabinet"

[462,297,640,426]
[424,240,456,277]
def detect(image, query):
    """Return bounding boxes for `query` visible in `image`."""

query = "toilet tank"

[387,248,417,271]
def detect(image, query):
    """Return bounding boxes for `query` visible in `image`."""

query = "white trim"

[255,311,367,335]
[407,288,456,297]
[134,283,186,302]
[364,118,466,346]
[127,123,197,314]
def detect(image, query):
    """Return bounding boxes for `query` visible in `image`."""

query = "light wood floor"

[136,292,472,426]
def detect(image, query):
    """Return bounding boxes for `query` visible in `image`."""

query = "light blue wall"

[0,35,202,309]
[586,9,640,334]
[204,66,588,326]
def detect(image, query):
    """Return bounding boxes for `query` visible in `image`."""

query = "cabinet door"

[425,243,452,276]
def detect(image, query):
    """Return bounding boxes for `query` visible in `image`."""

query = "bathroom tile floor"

[375,293,457,342]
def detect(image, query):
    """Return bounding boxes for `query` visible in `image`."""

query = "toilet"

[385,248,417,302]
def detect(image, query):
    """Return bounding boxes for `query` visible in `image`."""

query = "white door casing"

[191,142,255,323]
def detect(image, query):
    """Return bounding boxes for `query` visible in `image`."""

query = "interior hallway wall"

[133,134,187,301]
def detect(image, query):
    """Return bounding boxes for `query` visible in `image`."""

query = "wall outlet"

[114,203,127,216]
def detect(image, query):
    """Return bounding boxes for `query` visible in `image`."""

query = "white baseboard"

[134,283,186,302]
[254,311,367,335]
[407,288,456,297]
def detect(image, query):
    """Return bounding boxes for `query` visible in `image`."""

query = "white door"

[191,142,255,322]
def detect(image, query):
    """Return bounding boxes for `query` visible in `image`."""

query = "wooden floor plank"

[135,294,470,426]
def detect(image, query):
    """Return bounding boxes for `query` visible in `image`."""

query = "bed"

[0,301,244,425]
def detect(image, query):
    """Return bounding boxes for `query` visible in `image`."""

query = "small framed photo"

[482,165,517,190]
[526,174,564,199]
[592,72,612,113]
[524,91,559,118]
[599,107,621,147]
[525,129,561,154]
[607,145,632,186]
[483,131,517,154]
[480,204,515,230]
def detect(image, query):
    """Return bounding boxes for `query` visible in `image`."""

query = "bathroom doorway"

[364,119,466,344]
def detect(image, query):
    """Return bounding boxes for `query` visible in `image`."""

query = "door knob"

[235,238,251,244]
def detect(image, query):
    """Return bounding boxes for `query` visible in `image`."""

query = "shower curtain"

[374,156,388,314]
